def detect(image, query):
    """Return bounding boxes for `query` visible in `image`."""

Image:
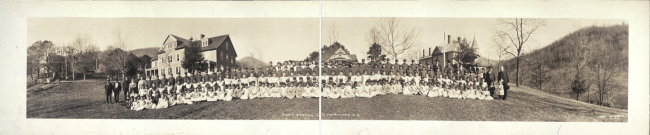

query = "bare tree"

[588,39,625,106]
[493,18,545,87]
[327,21,342,45]
[366,27,382,47]
[109,28,130,81]
[374,17,422,60]
[71,34,99,80]
[492,35,509,66]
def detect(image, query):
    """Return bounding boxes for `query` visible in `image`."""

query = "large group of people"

[107,58,511,111]
[319,58,509,100]
[125,61,320,111]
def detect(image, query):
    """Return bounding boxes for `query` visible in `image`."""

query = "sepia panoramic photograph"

[26,17,320,120]
[319,17,628,122]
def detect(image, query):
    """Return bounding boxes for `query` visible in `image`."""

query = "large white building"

[146,34,237,78]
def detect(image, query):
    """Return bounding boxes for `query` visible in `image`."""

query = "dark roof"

[349,54,358,62]
[163,34,236,57]
[200,34,229,51]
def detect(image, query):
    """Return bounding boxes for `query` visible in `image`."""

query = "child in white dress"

[403,81,412,95]
[134,96,146,111]
[207,86,218,102]
[322,82,332,98]
[241,83,250,100]
[420,81,429,96]
[225,85,234,101]
[481,80,494,100]
[428,82,439,97]
[144,95,156,110]
[156,93,169,109]
[329,83,341,99]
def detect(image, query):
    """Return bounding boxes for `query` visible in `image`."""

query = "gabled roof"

[432,46,444,54]
[161,34,236,57]
[200,34,229,51]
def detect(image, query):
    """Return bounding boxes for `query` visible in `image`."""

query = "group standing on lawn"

[105,58,510,111]
[125,61,320,111]
[320,58,509,100]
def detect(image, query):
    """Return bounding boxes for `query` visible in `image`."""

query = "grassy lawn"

[27,79,318,120]
[322,86,627,122]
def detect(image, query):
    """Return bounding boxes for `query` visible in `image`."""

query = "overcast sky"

[28,18,319,63]
[322,18,627,61]
[28,18,626,63]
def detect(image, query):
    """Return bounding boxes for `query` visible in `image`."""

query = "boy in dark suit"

[105,78,113,104]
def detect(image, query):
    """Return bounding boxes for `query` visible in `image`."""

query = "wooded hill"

[500,24,628,107]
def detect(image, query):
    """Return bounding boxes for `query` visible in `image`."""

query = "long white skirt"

[225,90,233,101]
[403,88,412,95]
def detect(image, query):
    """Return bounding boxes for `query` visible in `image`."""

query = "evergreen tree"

[181,40,206,74]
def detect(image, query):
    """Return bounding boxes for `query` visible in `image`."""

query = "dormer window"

[202,40,208,47]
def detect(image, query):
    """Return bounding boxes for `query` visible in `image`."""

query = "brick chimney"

[429,47,431,56]
[423,49,425,57]
[458,37,461,43]
[200,34,205,39]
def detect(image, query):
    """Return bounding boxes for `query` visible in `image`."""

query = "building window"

[177,54,180,61]
[173,43,176,48]
[202,41,207,47]
[176,67,180,74]
[225,42,228,50]
[226,54,229,60]
[220,52,223,61]
[161,69,165,76]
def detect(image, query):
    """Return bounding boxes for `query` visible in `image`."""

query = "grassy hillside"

[129,47,159,58]
[500,24,628,108]
[475,56,500,67]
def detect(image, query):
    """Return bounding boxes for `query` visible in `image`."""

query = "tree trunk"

[83,73,86,80]
[577,93,580,101]
[587,91,590,103]
[516,58,520,87]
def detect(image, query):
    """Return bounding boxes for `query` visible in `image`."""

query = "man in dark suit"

[485,66,495,96]
[104,78,113,104]
[113,79,122,104]
[497,66,510,100]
